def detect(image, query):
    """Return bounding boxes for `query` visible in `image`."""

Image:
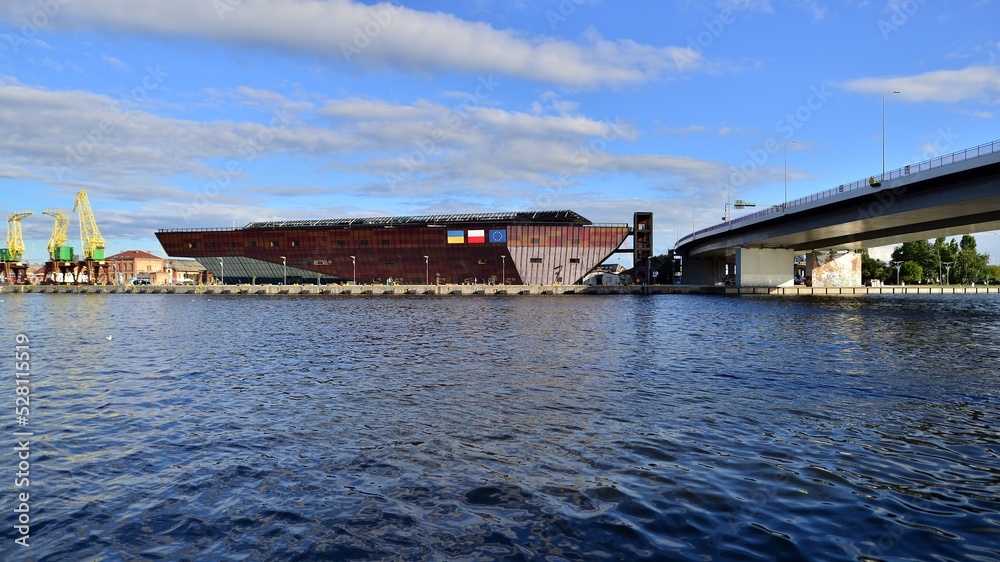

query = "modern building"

[156,210,649,285]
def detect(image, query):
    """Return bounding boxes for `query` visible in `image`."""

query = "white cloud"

[843,65,1000,103]
[0,82,351,200]
[102,55,130,72]
[0,0,702,88]
[660,125,711,136]
[717,0,774,13]
[0,80,732,216]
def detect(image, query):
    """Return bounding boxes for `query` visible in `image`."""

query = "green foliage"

[861,250,887,283]
[891,235,991,284]
[953,235,989,284]
[985,264,1000,285]
[900,261,923,284]
[892,240,935,282]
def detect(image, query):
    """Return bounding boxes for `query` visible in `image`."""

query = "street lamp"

[938,246,942,284]
[892,260,902,285]
[424,255,429,285]
[784,140,798,207]
[501,255,506,285]
[280,255,286,285]
[943,261,953,285]
[883,90,900,182]
[350,255,356,284]
[219,257,224,285]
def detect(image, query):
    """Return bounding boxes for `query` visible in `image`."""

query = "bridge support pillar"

[736,248,795,287]
[682,257,726,285]
[807,250,861,287]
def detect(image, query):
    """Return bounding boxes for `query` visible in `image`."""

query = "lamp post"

[938,246,942,284]
[725,171,736,222]
[350,255,356,284]
[501,255,506,285]
[784,140,798,207]
[943,261,953,285]
[424,255,429,285]
[883,90,900,182]
[219,257,224,285]
[892,260,902,285]
[280,255,286,285]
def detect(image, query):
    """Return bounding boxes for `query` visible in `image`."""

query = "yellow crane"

[43,209,72,261]
[73,190,106,261]
[3,210,34,262]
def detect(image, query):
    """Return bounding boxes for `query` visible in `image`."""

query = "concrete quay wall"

[2,284,998,296]
[2,284,661,296]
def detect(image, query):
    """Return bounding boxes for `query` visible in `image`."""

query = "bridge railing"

[677,138,1000,247]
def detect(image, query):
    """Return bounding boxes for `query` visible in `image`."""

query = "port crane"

[4,211,33,261]
[43,209,72,261]
[42,191,109,284]
[73,190,106,261]
[3,211,34,284]
[72,190,109,284]
[39,209,75,284]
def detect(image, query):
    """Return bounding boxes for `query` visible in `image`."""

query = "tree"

[892,240,935,283]
[861,250,887,284]
[985,264,1000,285]
[932,237,959,282]
[900,261,923,284]
[894,235,991,284]
[953,235,989,284]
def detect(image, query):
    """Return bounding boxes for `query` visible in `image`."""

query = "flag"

[447,230,464,244]
[489,229,507,243]
[467,229,485,244]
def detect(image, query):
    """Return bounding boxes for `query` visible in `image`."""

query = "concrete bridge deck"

[676,139,1000,288]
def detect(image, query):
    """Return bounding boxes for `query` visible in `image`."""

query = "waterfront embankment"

[2,284,999,295]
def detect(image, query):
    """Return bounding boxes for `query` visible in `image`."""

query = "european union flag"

[489,229,507,243]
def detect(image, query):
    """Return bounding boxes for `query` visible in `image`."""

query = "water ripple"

[2,293,999,560]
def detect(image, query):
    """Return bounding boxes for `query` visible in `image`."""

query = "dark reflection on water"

[3,293,999,561]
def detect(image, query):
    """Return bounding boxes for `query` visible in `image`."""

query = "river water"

[2,293,999,561]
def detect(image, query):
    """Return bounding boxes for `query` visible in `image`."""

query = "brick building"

[105,250,164,284]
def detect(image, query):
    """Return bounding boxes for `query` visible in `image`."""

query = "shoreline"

[2,284,998,296]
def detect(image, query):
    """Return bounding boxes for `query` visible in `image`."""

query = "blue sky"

[1,0,999,264]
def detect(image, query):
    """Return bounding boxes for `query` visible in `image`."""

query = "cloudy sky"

[1,0,999,263]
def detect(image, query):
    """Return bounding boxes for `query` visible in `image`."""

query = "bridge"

[674,139,1000,287]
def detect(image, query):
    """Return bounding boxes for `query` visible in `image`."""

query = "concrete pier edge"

[1,284,998,296]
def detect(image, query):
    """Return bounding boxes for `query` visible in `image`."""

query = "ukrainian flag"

[447,230,464,244]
